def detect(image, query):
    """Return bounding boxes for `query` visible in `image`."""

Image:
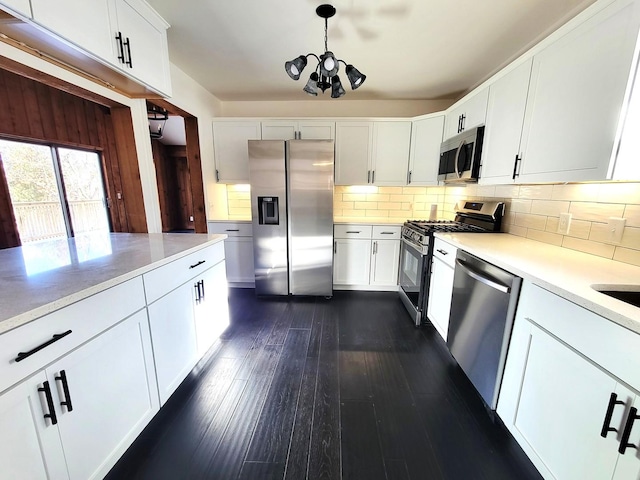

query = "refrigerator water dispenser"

[258,196,279,225]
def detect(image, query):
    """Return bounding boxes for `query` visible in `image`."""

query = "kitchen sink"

[592,285,640,308]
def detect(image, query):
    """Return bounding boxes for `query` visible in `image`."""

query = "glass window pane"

[0,139,66,243]
[58,148,110,235]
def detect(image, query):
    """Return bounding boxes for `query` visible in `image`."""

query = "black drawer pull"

[225,229,240,232]
[380,232,395,235]
[15,330,72,363]
[436,249,449,255]
[619,406,640,454]
[346,231,361,234]
[55,370,73,412]
[601,393,625,438]
[189,260,206,269]
[38,381,57,425]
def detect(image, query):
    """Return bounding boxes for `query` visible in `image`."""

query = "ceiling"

[146,0,597,102]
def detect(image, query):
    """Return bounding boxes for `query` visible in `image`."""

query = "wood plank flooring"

[105,289,541,480]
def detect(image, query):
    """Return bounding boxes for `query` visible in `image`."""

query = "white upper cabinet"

[212,121,261,183]
[335,121,373,185]
[111,0,171,96]
[444,88,489,140]
[29,0,171,96]
[479,59,533,185]
[517,0,640,182]
[0,0,32,18]
[30,0,115,62]
[372,121,412,185]
[261,120,335,140]
[335,121,411,186]
[408,115,445,185]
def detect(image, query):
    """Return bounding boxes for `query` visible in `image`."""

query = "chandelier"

[284,4,366,98]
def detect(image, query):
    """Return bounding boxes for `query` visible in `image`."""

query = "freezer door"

[249,140,289,295]
[287,140,334,296]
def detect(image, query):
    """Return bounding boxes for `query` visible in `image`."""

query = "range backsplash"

[224,182,640,267]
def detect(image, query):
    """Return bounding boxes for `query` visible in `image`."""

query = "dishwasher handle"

[455,258,511,294]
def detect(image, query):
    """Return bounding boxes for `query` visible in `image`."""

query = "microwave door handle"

[454,139,465,178]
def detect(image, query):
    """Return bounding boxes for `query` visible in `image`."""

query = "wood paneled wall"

[0,67,147,246]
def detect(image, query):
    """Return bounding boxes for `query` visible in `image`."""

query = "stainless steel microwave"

[438,126,484,184]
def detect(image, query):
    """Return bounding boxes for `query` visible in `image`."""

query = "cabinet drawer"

[520,282,640,392]
[0,277,145,394]
[334,224,372,239]
[207,221,253,237]
[433,238,457,268]
[372,225,401,240]
[143,242,225,304]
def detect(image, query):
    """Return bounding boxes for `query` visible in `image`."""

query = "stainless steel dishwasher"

[447,250,521,410]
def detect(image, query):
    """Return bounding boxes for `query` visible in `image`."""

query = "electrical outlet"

[607,217,626,244]
[189,216,194,222]
[557,213,572,235]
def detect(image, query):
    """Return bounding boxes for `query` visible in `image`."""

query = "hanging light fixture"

[284,4,366,98]
[147,105,169,139]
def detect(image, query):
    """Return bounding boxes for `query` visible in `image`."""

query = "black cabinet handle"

[15,330,72,363]
[619,406,640,454]
[194,282,201,304]
[371,170,375,183]
[215,169,220,182]
[601,393,625,437]
[115,32,125,64]
[512,154,521,180]
[346,231,361,234]
[55,370,73,413]
[200,280,205,300]
[225,229,240,232]
[367,170,371,183]
[408,170,412,184]
[38,381,57,425]
[189,260,206,269]
[380,232,395,235]
[123,37,132,67]
[436,249,448,255]
[334,241,337,254]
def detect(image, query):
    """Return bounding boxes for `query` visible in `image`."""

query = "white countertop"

[334,218,405,225]
[435,233,640,334]
[0,232,226,335]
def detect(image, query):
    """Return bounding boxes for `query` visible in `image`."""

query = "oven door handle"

[402,237,423,255]
[455,258,510,293]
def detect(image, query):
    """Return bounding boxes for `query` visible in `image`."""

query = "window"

[0,139,111,243]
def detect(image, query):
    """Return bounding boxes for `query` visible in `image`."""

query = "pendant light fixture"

[285,4,366,98]
[147,105,169,139]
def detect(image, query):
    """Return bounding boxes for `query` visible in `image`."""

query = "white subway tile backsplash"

[613,247,640,267]
[510,199,532,213]
[530,200,570,216]
[551,183,600,201]
[569,202,625,222]
[562,236,615,259]
[527,229,563,247]
[597,183,640,204]
[514,213,547,230]
[519,185,553,200]
[624,205,640,227]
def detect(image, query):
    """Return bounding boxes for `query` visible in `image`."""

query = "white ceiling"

[146,0,597,102]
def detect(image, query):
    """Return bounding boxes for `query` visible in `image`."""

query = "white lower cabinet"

[498,281,640,480]
[147,282,198,405]
[0,309,158,480]
[193,261,230,357]
[333,224,401,290]
[426,238,457,340]
[333,238,372,285]
[207,221,255,286]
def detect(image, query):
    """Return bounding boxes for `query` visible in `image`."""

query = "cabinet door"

[0,0,32,18]
[148,283,198,404]
[112,0,171,95]
[31,0,114,62]
[372,122,412,186]
[51,309,158,480]
[223,237,255,284]
[298,121,335,140]
[444,88,489,139]
[408,116,444,185]
[480,59,533,185]
[426,257,454,341]
[612,393,640,480]
[519,0,640,182]
[333,238,371,285]
[335,122,372,185]
[261,121,297,140]
[0,372,68,480]
[370,239,400,286]
[193,262,230,357]
[212,122,261,183]
[499,318,626,480]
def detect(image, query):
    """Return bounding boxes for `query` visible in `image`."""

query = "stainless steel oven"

[398,237,428,327]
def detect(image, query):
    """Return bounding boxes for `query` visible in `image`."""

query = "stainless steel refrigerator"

[248,139,334,296]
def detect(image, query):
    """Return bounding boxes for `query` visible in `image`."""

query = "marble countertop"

[0,233,226,335]
[435,233,640,334]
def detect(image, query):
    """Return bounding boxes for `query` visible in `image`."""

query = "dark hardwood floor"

[105,289,541,480]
